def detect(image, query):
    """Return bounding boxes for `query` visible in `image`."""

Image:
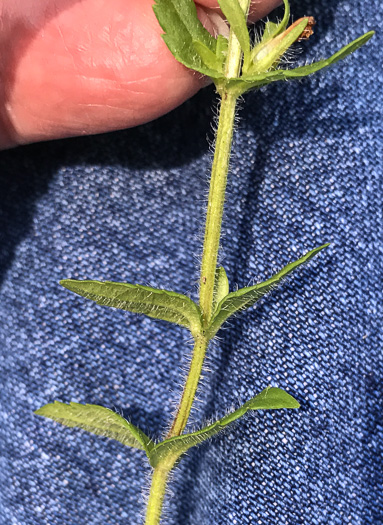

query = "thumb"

[0,0,281,149]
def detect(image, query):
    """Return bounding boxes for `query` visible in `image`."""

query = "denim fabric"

[0,0,382,523]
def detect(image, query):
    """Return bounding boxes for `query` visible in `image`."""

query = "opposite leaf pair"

[60,244,329,340]
[35,386,299,469]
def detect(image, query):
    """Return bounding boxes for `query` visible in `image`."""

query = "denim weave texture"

[0,0,382,523]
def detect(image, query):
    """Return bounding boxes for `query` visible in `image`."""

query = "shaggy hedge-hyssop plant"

[35,1,374,523]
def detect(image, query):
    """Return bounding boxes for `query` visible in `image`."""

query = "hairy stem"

[144,1,250,523]
[164,89,238,440]
[145,456,177,525]
[167,0,252,442]
[199,0,250,324]
[145,470,169,525]
[198,89,237,324]
[167,335,208,438]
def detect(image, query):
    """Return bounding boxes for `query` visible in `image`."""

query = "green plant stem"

[143,84,239,521]
[198,89,237,324]
[144,2,250,523]
[200,0,250,324]
[144,456,177,525]
[165,0,251,441]
[166,83,241,444]
[144,469,169,525]
[165,86,238,441]
[167,335,208,438]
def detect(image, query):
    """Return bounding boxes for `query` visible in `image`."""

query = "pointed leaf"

[60,280,202,337]
[231,31,374,94]
[216,35,229,62]
[153,0,224,78]
[218,0,251,71]
[35,402,154,454]
[259,0,290,45]
[212,266,229,313]
[275,30,375,79]
[149,387,299,467]
[274,0,290,35]
[207,244,329,338]
[261,20,280,45]
[249,0,290,71]
[193,41,223,72]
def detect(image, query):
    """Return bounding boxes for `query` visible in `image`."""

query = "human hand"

[0,0,281,149]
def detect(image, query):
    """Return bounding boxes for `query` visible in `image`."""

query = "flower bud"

[250,17,315,74]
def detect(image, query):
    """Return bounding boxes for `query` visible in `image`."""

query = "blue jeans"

[0,0,381,522]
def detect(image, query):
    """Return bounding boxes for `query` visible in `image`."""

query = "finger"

[0,0,281,149]
[0,0,204,148]
[196,0,282,22]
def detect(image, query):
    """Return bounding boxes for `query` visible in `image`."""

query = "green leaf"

[261,20,280,44]
[260,0,290,45]
[153,0,224,78]
[193,41,223,72]
[218,0,251,71]
[231,31,374,95]
[275,30,375,78]
[249,0,291,70]
[274,0,290,35]
[60,280,203,337]
[35,402,154,454]
[148,387,299,467]
[216,35,229,62]
[207,244,329,338]
[212,266,229,313]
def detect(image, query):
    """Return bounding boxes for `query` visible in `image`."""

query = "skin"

[0,0,281,149]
